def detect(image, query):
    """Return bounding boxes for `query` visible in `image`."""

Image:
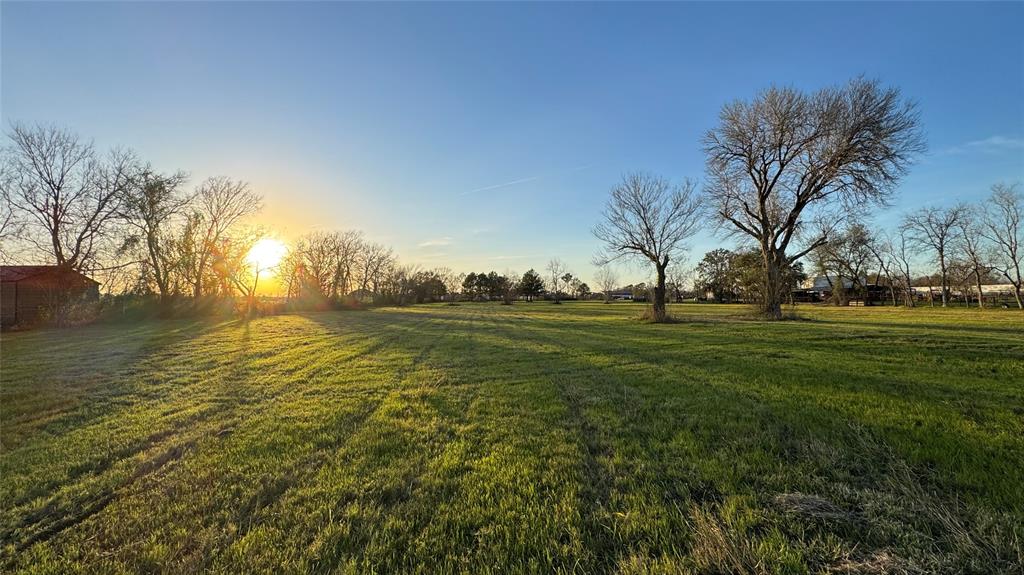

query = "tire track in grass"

[445,307,612,572]
[194,312,446,571]
[2,312,438,569]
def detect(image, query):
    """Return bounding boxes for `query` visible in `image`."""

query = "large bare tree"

[593,172,703,322]
[118,168,190,307]
[703,78,924,319]
[902,204,969,307]
[3,124,137,271]
[179,176,261,299]
[982,183,1022,309]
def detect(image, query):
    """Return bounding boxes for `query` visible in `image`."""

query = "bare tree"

[811,222,874,305]
[891,227,917,307]
[437,268,464,303]
[329,230,365,300]
[0,167,23,263]
[118,168,190,308]
[865,231,899,306]
[357,242,394,297]
[956,209,991,309]
[667,265,691,303]
[593,172,703,322]
[501,270,521,305]
[4,124,137,271]
[216,227,268,314]
[903,204,969,307]
[982,183,1023,309]
[594,266,619,303]
[179,176,261,299]
[703,78,924,319]
[546,258,568,303]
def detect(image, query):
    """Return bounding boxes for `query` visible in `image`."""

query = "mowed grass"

[1,303,1022,574]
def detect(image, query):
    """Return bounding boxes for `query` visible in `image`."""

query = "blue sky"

[3,1,1022,285]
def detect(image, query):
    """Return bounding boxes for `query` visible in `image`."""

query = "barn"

[0,266,100,327]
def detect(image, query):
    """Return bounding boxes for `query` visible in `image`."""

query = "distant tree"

[865,231,899,306]
[327,229,365,300]
[546,258,569,303]
[891,227,917,307]
[695,248,737,303]
[410,269,447,303]
[356,241,394,296]
[630,282,649,302]
[118,168,190,309]
[3,124,138,271]
[485,271,503,300]
[179,176,262,299]
[0,165,24,263]
[811,222,874,305]
[576,281,591,300]
[903,204,970,307]
[462,272,479,300]
[956,209,991,308]
[982,183,1022,309]
[499,271,520,305]
[593,172,703,322]
[518,268,545,301]
[436,267,462,303]
[666,266,690,303]
[703,78,924,319]
[561,273,575,298]
[215,226,268,313]
[594,266,619,303]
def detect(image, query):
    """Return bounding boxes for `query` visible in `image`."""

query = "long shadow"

[292,306,1023,570]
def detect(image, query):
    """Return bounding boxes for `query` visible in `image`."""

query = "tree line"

[4,76,1021,323]
[590,77,1021,320]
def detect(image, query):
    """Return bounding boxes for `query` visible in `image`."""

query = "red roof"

[0,265,99,284]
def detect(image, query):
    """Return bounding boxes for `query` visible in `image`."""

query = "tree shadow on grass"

[298,307,1023,572]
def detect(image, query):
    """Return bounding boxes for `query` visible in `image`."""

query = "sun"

[246,238,288,273]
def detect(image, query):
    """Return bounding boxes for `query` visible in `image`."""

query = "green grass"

[1,303,1022,574]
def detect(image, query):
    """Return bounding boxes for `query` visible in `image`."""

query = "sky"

[3,1,1023,288]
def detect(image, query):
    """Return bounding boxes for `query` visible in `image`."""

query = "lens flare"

[246,238,287,273]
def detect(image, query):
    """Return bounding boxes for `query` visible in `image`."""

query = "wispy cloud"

[462,176,540,196]
[461,164,592,196]
[937,135,1024,156]
[418,236,454,248]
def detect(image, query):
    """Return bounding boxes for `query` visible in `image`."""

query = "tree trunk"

[760,254,784,320]
[939,261,949,307]
[651,264,668,322]
[974,271,984,309]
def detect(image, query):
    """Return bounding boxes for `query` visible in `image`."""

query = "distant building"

[605,289,634,301]
[0,266,100,327]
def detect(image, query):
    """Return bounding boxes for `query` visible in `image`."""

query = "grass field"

[1,303,1022,574]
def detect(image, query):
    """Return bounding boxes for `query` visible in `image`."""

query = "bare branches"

[594,266,619,302]
[3,123,136,270]
[593,173,703,268]
[181,176,262,298]
[703,78,924,317]
[902,204,970,307]
[593,172,703,320]
[981,183,1023,308]
[545,258,569,303]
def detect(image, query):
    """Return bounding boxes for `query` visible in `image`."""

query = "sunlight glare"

[246,238,288,273]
